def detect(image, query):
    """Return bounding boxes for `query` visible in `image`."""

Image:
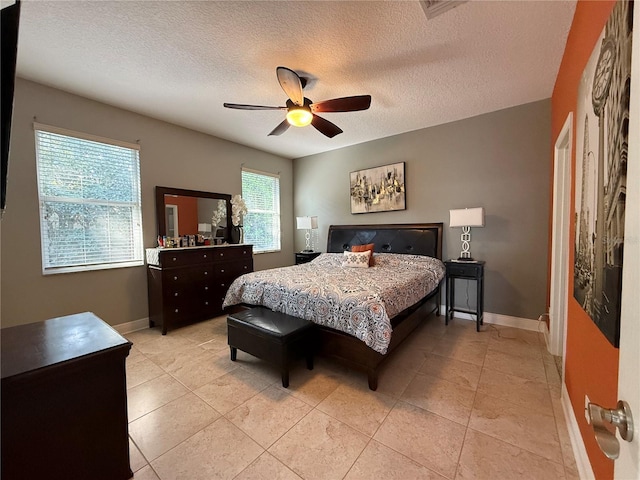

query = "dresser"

[147,244,253,334]
[1,312,132,480]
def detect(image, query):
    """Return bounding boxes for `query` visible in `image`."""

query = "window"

[241,167,281,253]
[35,124,143,274]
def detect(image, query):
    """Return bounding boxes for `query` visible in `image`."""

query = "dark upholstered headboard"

[327,223,443,259]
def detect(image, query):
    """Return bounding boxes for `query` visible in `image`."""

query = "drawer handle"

[221,283,226,287]
[174,292,178,297]
[205,301,209,305]
[205,286,209,290]
[203,254,207,258]
[204,272,208,275]
[174,276,178,280]
[175,308,179,313]
[172,257,177,262]
[221,269,225,273]
[243,266,248,270]
[220,253,224,257]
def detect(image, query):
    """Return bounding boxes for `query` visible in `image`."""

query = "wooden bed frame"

[322,223,444,390]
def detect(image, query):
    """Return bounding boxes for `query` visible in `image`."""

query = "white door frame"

[547,112,573,362]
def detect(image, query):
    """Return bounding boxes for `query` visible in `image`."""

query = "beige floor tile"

[375,358,420,397]
[483,349,547,383]
[129,437,148,472]
[197,335,229,352]
[544,358,563,385]
[235,350,285,385]
[374,401,466,479]
[381,340,430,374]
[317,382,396,436]
[420,353,482,390]
[487,335,544,360]
[477,368,553,415]
[456,429,566,480]
[127,374,190,421]
[126,327,163,345]
[170,347,239,390]
[564,465,580,480]
[144,343,213,373]
[129,392,220,461]
[127,345,148,365]
[469,393,562,464]
[226,385,312,448]
[194,368,272,414]
[344,439,446,480]
[269,409,369,480]
[490,325,542,345]
[151,417,263,480]
[127,357,165,389]
[278,365,345,406]
[430,337,488,366]
[235,452,302,480]
[135,334,198,357]
[132,465,160,480]
[401,372,476,425]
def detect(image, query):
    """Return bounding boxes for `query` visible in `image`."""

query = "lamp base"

[302,249,314,253]
[456,256,476,262]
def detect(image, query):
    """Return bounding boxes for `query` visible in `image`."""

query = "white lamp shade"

[198,223,212,232]
[296,216,318,230]
[449,207,485,228]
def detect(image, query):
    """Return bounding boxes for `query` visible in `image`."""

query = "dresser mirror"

[155,186,232,242]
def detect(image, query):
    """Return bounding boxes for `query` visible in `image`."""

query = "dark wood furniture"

[227,307,315,388]
[320,223,443,390]
[147,244,253,334]
[445,260,485,332]
[295,251,321,265]
[1,312,132,480]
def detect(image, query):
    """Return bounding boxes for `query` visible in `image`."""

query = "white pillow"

[342,250,371,268]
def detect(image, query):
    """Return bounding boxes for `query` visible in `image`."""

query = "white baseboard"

[441,305,543,332]
[562,383,595,480]
[113,317,149,335]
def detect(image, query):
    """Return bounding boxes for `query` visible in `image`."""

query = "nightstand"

[444,260,485,332]
[295,251,321,265]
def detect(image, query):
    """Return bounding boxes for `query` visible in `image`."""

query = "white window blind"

[35,124,143,274]
[242,168,281,253]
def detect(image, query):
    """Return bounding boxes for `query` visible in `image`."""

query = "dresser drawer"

[213,259,253,279]
[210,246,253,262]
[158,249,215,267]
[446,264,482,278]
[163,265,213,286]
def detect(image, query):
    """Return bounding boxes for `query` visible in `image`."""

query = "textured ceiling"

[15,0,576,160]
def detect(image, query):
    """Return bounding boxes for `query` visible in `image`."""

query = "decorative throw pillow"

[342,250,371,268]
[351,243,375,266]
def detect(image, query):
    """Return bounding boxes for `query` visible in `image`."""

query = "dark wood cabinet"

[1,312,132,480]
[295,251,321,265]
[147,245,253,334]
[445,260,485,332]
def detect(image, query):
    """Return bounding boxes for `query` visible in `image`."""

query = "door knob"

[587,400,634,459]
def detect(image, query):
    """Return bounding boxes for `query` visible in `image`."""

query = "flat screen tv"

[1,1,21,212]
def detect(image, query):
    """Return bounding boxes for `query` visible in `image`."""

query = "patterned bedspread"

[222,253,445,354]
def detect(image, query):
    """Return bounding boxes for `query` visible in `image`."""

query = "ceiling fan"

[223,66,371,138]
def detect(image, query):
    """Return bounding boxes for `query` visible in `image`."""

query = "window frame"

[241,167,281,254]
[34,123,144,275]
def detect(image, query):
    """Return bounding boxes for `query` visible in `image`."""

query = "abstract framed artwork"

[349,162,406,214]
[573,0,633,347]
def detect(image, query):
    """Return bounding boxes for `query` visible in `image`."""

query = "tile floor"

[124,313,578,480]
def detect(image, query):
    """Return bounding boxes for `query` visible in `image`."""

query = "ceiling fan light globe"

[286,109,313,127]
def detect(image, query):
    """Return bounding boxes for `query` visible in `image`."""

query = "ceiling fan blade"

[276,66,304,106]
[268,119,290,136]
[311,114,343,138]
[223,103,286,111]
[310,95,372,113]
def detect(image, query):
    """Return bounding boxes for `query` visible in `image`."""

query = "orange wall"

[551,1,618,479]
[169,195,199,236]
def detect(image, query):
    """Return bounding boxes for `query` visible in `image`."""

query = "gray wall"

[293,100,551,320]
[0,79,294,329]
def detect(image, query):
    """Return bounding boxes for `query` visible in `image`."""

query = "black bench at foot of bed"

[227,307,315,388]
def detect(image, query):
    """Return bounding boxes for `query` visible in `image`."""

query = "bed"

[223,223,444,390]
